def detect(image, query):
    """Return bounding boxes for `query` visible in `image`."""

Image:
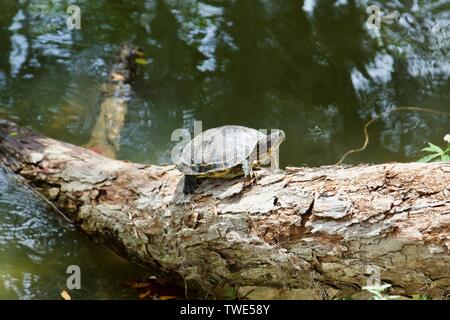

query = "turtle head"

[255,129,285,164]
[267,129,285,151]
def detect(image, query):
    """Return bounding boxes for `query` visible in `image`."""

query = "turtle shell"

[176,125,266,176]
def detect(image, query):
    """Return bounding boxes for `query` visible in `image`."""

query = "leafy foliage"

[417,135,450,163]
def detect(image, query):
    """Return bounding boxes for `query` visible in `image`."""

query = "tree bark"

[0,119,448,298]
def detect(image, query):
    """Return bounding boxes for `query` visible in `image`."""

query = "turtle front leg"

[183,175,198,194]
[242,159,254,179]
[269,152,283,174]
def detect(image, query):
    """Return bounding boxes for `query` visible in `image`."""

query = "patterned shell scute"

[178,125,266,175]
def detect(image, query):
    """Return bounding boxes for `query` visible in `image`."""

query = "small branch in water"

[336,106,450,165]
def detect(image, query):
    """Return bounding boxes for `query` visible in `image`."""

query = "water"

[0,0,449,299]
[0,167,147,299]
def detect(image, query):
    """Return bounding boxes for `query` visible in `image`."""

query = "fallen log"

[0,119,449,298]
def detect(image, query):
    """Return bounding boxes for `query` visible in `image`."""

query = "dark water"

[0,0,449,299]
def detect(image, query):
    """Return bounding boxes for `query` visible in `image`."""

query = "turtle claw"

[242,159,253,178]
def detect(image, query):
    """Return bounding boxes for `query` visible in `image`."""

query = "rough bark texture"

[0,119,449,299]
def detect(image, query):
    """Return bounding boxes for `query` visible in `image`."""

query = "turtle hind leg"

[183,175,198,194]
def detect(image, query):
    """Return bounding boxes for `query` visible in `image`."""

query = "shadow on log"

[0,119,449,299]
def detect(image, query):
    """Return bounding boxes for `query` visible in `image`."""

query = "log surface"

[0,119,449,298]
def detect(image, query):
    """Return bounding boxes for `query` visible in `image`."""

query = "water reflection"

[8,10,28,78]
[1,0,448,164]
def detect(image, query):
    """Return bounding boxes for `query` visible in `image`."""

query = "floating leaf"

[111,72,125,81]
[159,295,177,300]
[135,58,148,65]
[128,276,185,300]
[131,282,151,289]
[61,290,71,300]
[139,290,152,299]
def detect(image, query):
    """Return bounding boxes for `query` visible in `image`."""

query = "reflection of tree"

[215,0,271,125]
[153,2,210,132]
[119,0,207,163]
[0,2,21,77]
[149,0,205,82]
[2,0,449,166]
[213,0,380,165]
[308,1,380,162]
[358,0,450,159]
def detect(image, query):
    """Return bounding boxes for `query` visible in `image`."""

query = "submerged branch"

[336,106,450,165]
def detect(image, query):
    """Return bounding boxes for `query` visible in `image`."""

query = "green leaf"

[9,132,18,137]
[441,155,450,162]
[421,147,438,153]
[426,142,443,154]
[417,154,440,163]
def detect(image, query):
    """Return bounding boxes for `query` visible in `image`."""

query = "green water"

[0,0,449,299]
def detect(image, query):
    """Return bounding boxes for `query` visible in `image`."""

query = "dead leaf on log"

[127,277,185,300]
[61,290,71,300]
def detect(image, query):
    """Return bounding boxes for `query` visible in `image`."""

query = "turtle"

[176,125,286,194]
